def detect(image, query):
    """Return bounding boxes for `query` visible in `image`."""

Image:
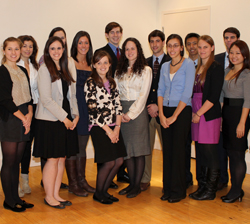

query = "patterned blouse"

[84,77,122,128]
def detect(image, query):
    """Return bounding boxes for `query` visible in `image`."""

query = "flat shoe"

[59,200,72,206]
[93,194,113,204]
[19,200,34,208]
[160,194,169,201]
[168,196,186,203]
[3,201,26,212]
[109,181,118,189]
[108,195,119,202]
[118,189,130,195]
[126,189,141,198]
[44,199,65,209]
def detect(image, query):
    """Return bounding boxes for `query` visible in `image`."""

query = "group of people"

[0,22,249,212]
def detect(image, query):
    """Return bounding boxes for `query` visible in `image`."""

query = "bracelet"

[115,124,121,128]
[196,113,201,117]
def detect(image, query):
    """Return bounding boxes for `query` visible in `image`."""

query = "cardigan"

[0,65,32,121]
[84,77,122,128]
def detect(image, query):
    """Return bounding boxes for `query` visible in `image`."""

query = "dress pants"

[141,117,163,183]
[162,106,192,199]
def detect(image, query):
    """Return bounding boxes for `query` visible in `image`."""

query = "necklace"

[171,57,183,66]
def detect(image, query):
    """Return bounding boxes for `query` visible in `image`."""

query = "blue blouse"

[157,58,195,107]
[76,69,91,135]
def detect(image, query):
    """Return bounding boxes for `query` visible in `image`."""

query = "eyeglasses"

[167,44,180,49]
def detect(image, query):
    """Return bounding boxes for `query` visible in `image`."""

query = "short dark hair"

[166,34,184,57]
[223,27,240,38]
[105,22,123,34]
[184,33,200,46]
[148,30,165,43]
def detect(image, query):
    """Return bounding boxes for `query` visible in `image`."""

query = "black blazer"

[146,53,171,123]
[214,52,226,69]
[95,44,121,78]
[202,61,224,121]
[0,65,32,121]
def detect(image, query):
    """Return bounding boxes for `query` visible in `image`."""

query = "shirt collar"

[153,53,165,64]
[108,42,119,54]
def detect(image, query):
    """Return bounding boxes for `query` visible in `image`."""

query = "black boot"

[76,157,95,193]
[65,160,88,197]
[189,166,208,199]
[192,169,220,200]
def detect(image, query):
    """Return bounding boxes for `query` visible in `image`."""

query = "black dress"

[33,78,78,158]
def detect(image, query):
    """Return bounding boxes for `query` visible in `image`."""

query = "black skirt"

[222,99,249,151]
[90,126,127,163]
[0,103,30,142]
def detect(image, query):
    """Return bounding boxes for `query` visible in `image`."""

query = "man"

[140,30,171,191]
[215,27,240,190]
[95,22,123,77]
[95,22,129,188]
[184,33,202,189]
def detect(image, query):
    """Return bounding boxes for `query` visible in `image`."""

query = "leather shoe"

[109,181,118,189]
[186,180,193,189]
[18,200,34,209]
[44,199,65,209]
[118,188,130,195]
[93,194,113,204]
[108,195,119,202]
[217,182,228,191]
[160,194,169,201]
[126,189,141,198]
[168,196,186,203]
[59,200,72,206]
[60,182,69,189]
[117,174,130,183]
[140,182,150,191]
[222,190,244,203]
[3,201,26,212]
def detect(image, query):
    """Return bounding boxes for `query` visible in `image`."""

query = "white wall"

[158,0,250,173]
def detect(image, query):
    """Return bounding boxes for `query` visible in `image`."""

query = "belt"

[224,97,244,106]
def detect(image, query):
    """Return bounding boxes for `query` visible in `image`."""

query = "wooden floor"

[0,150,250,224]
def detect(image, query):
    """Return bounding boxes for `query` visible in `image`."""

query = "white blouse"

[115,66,152,120]
[17,59,39,104]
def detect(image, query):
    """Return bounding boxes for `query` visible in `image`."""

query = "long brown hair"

[228,40,250,83]
[44,36,74,84]
[91,50,116,89]
[196,35,215,83]
[1,37,22,64]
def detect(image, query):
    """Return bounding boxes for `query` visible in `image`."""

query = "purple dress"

[191,74,221,144]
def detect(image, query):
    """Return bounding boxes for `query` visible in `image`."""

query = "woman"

[17,35,39,197]
[220,40,250,203]
[39,27,76,191]
[33,36,79,209]
[0,37,34,212]
[115,38,152,198]
[158,34,195,203]
[84,50,126,204]
[69,31,95,195]
[189,35,224,201]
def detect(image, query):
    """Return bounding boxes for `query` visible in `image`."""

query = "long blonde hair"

[196,35,215,83]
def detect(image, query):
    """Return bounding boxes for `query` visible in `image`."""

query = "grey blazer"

[35,64,79,122]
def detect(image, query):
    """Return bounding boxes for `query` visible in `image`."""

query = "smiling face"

[149,36,164,57]
[53,30,66,45]
[198,39,214,63]
[229,45,244,67]
[77,36,89,56]
[21,40,33,59]
[105,27,122,47]
[186,37,198,57]
[125,41,138,64]
[94,56,111,77]
[48,40,64,63]
[166,38,183,59]
[4,41,21,63]
[224,32,238,51]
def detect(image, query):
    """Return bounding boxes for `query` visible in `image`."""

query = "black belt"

[224,97,244,106]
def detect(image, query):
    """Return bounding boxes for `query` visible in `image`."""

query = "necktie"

[153,57,159,78]
[116,48,120,61]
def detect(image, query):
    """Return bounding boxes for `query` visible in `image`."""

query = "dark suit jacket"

[214,52,226,69]
[146,53,171,122]
[95,44,120,78]
[202,61,224,121]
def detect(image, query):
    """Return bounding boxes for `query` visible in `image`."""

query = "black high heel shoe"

[222,190,244,203]
[3,201,26,212]
[93,194,113,204]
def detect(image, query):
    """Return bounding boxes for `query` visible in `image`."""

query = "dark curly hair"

[116,37,147,78]
[18,35,39,70]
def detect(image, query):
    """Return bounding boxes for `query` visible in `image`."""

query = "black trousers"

[162,106,192,199]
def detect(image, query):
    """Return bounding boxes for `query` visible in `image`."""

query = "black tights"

[96,157,123,199]
[122,156,145,194]
[227,150,246,198]
[197,143,220,169]
[1,141,26,207]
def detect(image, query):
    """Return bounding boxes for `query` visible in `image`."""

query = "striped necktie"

[153,57,159,78]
